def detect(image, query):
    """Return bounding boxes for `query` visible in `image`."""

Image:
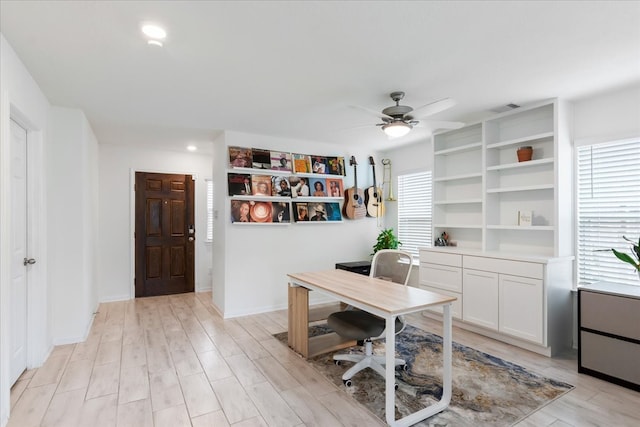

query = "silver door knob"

[188,237,195,242]
[23,258,36,266]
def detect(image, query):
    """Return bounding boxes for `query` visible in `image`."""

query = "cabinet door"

[462,269,499,330]
[499,274,543,344]
[420,263,462,292]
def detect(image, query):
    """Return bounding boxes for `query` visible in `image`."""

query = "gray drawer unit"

[578,282,640,391]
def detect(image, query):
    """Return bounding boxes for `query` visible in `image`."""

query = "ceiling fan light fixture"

[382,122,412,138]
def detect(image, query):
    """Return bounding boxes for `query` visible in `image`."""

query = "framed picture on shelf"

[325,202,342,221]
[251,175,272,196]
[272,202,291,223]
[230,199,253,223]
[292,154,312,174]
[293,202,309,222]
[311,156,328,174]
[252,148,271,169]
[309,202,328,221]
[228,173,252,196]
[229,146,252,168]
[289,176,310,197]
[270,151,292,171]
[327,157,346,176]
[271,175,292,197]
[326,178,343,197]
[250,201,273,223]
[310,178,327,197]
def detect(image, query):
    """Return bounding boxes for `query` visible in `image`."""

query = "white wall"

[48,107,99,344]
[98,144,213,302]
[0,33,51,427]
[573,82,640,146]
[212,131,383,317]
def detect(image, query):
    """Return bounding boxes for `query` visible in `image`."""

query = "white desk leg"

[385,315,396,426]
[387,303,453,427]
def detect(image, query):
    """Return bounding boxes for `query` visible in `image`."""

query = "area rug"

[274,325,573,426]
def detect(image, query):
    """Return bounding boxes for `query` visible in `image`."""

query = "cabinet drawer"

[419,251,462,267]
[581,291,640,340]
[419,285,462,319]
[419,263,462,292]
[464,256,543,279]
[580,331,640,386]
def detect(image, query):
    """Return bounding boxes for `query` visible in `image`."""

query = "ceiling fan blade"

[417,120,465,130]
[410,98,456,119]
[349,105,393,120]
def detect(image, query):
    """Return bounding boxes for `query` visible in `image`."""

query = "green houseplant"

[608,236,640,277]
[372,228,401,256]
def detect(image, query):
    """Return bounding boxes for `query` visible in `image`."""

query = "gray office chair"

[327,249,413,386]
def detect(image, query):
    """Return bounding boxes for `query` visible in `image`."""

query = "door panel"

[135,172,195,297]
[10,119,28,385]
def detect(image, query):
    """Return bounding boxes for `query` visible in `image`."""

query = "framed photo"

[270,151,292,171]
[228,146,252,168]
[272,175,292,197]
[292,154,312,174]
[326,178,344,197]
[251,175,272,196]
[252,148,271,169]
[309,178,327,197]
[293,202,309,222]
[228,173,252,196]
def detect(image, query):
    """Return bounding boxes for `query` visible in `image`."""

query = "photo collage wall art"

[228,146,345,224]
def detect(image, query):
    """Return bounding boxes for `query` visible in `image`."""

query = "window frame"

[396,170,433,262]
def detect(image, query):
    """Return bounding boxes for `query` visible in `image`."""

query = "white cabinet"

[431,99,573,257]
[499,274,543,343]
[420,247,573,356]
[419,252,462,319]
[462,269,498,330]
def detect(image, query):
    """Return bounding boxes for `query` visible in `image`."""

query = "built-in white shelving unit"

[431,99,572,257]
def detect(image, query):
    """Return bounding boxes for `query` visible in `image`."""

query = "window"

[397,171,432,260]
[577,140,640,286]
[206,179,214,242]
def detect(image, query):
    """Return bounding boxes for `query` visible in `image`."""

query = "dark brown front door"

[135,172,195,297]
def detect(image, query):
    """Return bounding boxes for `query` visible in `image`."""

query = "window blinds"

[206,179,214,242]
[577,140,640,286]
[397,171,432,260]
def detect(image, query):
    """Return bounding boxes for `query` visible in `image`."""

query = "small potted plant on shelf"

[372,228,401,256]
[606,236,640,279]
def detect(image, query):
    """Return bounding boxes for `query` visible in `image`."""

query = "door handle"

[23,257,36,266]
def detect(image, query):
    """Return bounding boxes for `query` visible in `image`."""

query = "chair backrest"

[370,249,413,286]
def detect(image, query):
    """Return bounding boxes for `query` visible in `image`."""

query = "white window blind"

[577,140,640,286]
[206,179,214,242]
[397,171,432,260]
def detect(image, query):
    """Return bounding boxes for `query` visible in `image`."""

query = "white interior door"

[10,119,28,385]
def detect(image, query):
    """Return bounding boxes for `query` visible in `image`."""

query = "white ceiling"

[1,1,639,153]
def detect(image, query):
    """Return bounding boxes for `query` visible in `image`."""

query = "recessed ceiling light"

[141,24,166,40]
[187,145,197,152]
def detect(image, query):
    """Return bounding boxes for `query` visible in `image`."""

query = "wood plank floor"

[8,292,640,427]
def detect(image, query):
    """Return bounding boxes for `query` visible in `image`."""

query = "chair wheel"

[402,364,408,371]
[395,383,399,390]
[334,360,341,366]
[343,379,352,387]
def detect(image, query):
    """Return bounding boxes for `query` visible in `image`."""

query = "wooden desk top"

[287,269,456,316]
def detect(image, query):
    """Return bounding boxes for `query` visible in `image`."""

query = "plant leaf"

[612,249,640,270]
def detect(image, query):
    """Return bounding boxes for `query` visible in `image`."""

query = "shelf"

[486,131,554,150]
[228,167,291,176]
[487,158,554,171]
[486,184,554,193]
[434,224,483,229]
[230,195,292,201]
[294,196,343,202]
[434,199,482,205]
[434,173,483,182]
[232,222,290,226]
[487,225,554,231]
[434,142,482,156]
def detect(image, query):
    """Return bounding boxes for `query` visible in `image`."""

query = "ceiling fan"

[353,91,465,138]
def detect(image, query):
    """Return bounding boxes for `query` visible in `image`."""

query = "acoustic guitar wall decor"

[365,156,384,217]
[343,156,366,220]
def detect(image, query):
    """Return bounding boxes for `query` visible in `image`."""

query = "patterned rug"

[274,324,573,426]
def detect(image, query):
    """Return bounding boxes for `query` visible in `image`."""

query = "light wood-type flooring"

[8,292,640,427]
